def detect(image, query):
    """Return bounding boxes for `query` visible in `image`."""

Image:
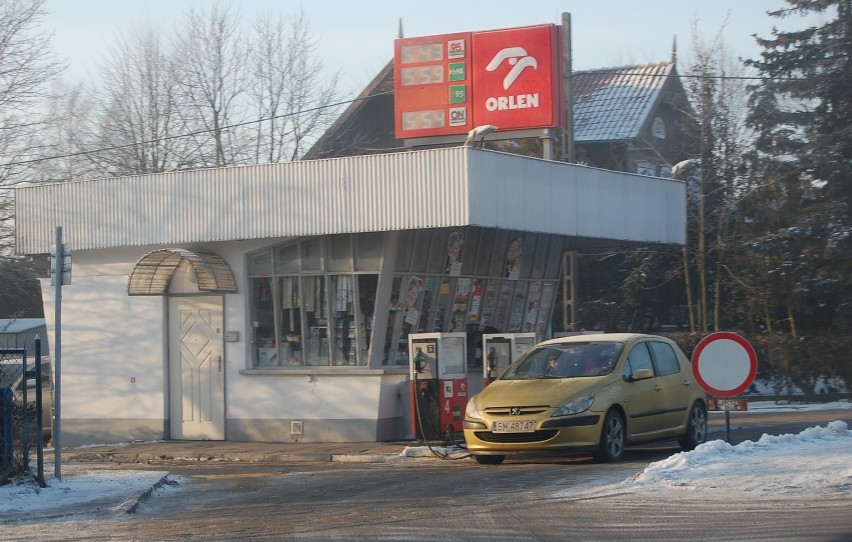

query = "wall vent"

[290,421,303,435]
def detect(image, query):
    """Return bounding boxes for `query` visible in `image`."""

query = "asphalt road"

[2,409,850,541]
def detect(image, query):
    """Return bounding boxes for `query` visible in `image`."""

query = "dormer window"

[652,117,667,139]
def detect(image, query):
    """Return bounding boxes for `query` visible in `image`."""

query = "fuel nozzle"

[413,348,423,373]
[487,347,497,373]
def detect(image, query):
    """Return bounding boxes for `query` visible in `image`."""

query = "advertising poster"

[446,231,464,276]
[506,237,522,280]
[404,276,424,326]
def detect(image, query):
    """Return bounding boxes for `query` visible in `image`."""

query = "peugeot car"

[463,333,707,465]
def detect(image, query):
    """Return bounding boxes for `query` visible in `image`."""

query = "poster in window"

[446,231,464,276]
[523,281,542,332]
[506,236,523,280]
[404,275,424,325]
[467,279,484,323]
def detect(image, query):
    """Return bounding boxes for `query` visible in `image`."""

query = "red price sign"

[691,332,758,397]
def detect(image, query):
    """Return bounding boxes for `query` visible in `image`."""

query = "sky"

[43,0,828,95]
[1,400,849,520]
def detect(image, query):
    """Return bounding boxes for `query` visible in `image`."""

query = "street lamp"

[464,125,498,148]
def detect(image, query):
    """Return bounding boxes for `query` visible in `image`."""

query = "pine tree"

[744,0,852,335]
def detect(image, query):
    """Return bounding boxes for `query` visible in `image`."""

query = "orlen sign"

[471,25,562,131]
[394,24,563,140]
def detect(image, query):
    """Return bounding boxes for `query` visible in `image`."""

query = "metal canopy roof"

[14,147,686,255]
[127,248,237,296]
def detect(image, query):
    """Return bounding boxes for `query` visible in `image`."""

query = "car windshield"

[500,342,624,380]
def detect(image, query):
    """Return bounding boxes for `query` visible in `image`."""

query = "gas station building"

[15,147,685,445]
[14,22,690,446]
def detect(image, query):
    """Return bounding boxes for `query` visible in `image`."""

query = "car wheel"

[679,401,708,451]
[473,454,505,465]
[595,410,625,462]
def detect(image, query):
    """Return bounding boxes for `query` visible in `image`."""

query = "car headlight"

[465,398,482,419]
[551,394,594,417]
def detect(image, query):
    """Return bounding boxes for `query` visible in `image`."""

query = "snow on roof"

[0,318,46,334]
[572,62,675,142]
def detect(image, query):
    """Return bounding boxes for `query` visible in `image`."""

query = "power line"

[5,91,394,168]
[2,67,842,169]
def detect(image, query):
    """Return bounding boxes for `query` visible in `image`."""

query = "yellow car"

[463,333,707,465]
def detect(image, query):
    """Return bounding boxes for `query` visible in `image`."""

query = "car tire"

[473,454,505,465]
[594,409,625,462]
[679,401,708,451]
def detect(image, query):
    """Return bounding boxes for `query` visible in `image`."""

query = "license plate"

[492,420,535,433]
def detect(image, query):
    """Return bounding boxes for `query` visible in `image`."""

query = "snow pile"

[624,420,851,499]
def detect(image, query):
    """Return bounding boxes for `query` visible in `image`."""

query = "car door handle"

[653,384,663,391]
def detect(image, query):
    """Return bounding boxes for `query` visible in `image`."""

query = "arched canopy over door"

[128,248,237,296]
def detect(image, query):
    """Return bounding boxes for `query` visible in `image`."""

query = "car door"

[649,340,696,432]
[620,341,665,437]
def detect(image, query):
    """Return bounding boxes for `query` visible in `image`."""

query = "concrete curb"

[116,474,179,515]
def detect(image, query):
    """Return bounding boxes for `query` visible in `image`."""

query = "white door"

[168,296,225,440]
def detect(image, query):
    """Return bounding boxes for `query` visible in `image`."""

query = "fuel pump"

[409,333,467,440]
[482,333,537,386]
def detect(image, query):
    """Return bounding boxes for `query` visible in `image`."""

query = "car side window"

[623,342,654,377]
[649,341,681,376]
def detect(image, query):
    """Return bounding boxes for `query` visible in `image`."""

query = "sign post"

[691,332,758,443]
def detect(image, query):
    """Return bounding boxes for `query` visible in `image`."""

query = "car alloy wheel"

[679,401,708,451]
[595,410,625,462]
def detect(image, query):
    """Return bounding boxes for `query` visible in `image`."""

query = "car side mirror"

[630,368,654,382]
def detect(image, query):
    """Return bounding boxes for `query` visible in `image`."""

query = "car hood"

[476,377,606,407]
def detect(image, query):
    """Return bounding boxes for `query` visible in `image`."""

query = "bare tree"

[89,24,195,176]
[171,2,249,168]
[0,0,63,254]
[248,11,340,162]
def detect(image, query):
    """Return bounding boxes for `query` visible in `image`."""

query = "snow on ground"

[1,400,850,514]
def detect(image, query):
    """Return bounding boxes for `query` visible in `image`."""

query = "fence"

[0,342,47,487]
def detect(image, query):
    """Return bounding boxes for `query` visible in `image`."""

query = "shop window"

[278,277,302,365]
[395,230,415,272]
[445,231,465,276]
[410,230,431,272]
[303,276,328,365]
[302,238,323,271]
[249,250,273,275]
[358,275,378,364]
[330,275,355,365]
[251,277,276,366]
[432,277,453,331]
[489,230,510,277]
[328,234,353,272]
[275,244,299,274]
[474,229,495,276]
[505,234,524,280]
[544,236,564,279]
[419,276,439,332]
[427,230,447,274]
[461,227,480,276]
[355,232,384,271]
[480,279,500,329]
[530,234,549,279]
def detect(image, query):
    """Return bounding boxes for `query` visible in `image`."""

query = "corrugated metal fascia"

[15,148,472,254]
[467,150,685,245]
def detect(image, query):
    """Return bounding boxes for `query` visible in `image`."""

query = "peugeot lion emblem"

[510,407,522,416]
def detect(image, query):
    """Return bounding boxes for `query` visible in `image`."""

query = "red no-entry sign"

[691,332,758,397]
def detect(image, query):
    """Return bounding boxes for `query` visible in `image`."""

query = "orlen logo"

[483,46,540,112]
[485,47,538,89]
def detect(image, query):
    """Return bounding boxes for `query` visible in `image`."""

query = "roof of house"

[571,62,679,142]
[305,60,685,159]
[0,318,46,334]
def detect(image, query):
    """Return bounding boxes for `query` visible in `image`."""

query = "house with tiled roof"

[306,60,697,178]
